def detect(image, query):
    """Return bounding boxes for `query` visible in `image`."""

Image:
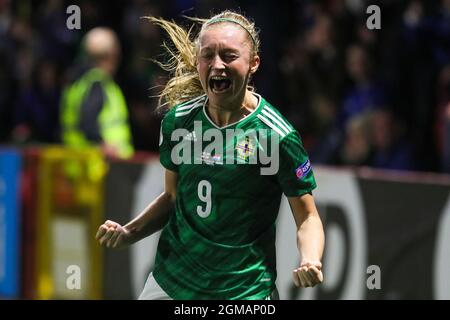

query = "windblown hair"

[144,11,260,109]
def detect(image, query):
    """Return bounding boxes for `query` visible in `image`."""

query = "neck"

[207,91,258,127]
[95,60,116,76]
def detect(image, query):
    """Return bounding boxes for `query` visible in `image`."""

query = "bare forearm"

[289,194,325,287]
[123,191,174,244]
[297,214,325,262]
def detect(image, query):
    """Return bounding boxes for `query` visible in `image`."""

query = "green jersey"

[154,93,316,299]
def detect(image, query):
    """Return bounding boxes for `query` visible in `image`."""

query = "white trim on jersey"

[261,109,291,136]
[262,106,293,133]
[175,96,206,117]
[175,102,203,117]
[257,114,286,138]
[176,95,206,112]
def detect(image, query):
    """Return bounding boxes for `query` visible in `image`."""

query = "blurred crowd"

[0,0,449,172]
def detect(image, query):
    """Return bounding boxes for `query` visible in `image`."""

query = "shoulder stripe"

[257,114,286,138]
[175,100,203,117]
[263,106,293,132]
[176,95,206,112]
[261,109,290,135]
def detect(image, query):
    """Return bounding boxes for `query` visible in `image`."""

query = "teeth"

[211,76,228,80]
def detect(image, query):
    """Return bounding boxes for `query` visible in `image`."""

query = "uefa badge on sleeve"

[295,159,312,180]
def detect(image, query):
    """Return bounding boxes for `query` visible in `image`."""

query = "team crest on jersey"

[295,159,312,180]
[236,136,256,162]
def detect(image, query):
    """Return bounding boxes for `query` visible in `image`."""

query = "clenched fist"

[96,220,131,249]
[292,260,323,288]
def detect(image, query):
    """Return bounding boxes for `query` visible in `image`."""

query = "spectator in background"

[337,112,373,167]
[121,3,164,152]
[309,95,342,165]
[36,0,79,66]
[12,59,60,143]
[369,108,417,171]
[339,43,386,130]
[60,27,134,158]
[280,9,343,140]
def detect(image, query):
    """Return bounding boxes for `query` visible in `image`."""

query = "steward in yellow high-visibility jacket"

[61,68,133,158]
[60,27,133,159]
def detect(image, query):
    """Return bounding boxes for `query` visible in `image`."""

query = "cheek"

[234,62,252,80]
[197,63,204,78]
[198,59,210,73]
[197,63,207,84]
[196,59,202,74]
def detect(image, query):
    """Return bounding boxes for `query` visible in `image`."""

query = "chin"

[208,91,232,104]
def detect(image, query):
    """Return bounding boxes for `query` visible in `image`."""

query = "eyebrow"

[200,46,240,54]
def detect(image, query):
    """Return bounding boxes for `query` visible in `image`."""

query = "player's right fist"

[96,220,130,249]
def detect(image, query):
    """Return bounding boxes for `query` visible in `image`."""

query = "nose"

[210,54,225,71]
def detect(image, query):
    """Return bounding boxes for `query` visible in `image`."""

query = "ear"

[249,55,260,74]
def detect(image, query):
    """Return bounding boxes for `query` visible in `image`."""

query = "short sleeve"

[159,110,178,172]
[276,131,317,197]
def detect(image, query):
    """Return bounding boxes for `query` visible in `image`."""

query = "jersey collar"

[202,93,264,129]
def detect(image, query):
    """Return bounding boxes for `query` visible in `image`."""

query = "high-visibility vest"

[61,68,134,158]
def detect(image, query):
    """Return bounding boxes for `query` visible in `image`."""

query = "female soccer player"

[96,10,325,300]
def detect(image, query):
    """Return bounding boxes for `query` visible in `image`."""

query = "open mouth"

[209,76,231,93]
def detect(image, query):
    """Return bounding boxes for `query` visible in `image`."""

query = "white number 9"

[197,180,212,218]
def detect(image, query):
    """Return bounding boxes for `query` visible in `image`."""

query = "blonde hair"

[144,11,260,109]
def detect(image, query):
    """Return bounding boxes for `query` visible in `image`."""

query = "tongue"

[214,80,229,91]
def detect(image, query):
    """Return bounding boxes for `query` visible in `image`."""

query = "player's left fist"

[292,260,323,288]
